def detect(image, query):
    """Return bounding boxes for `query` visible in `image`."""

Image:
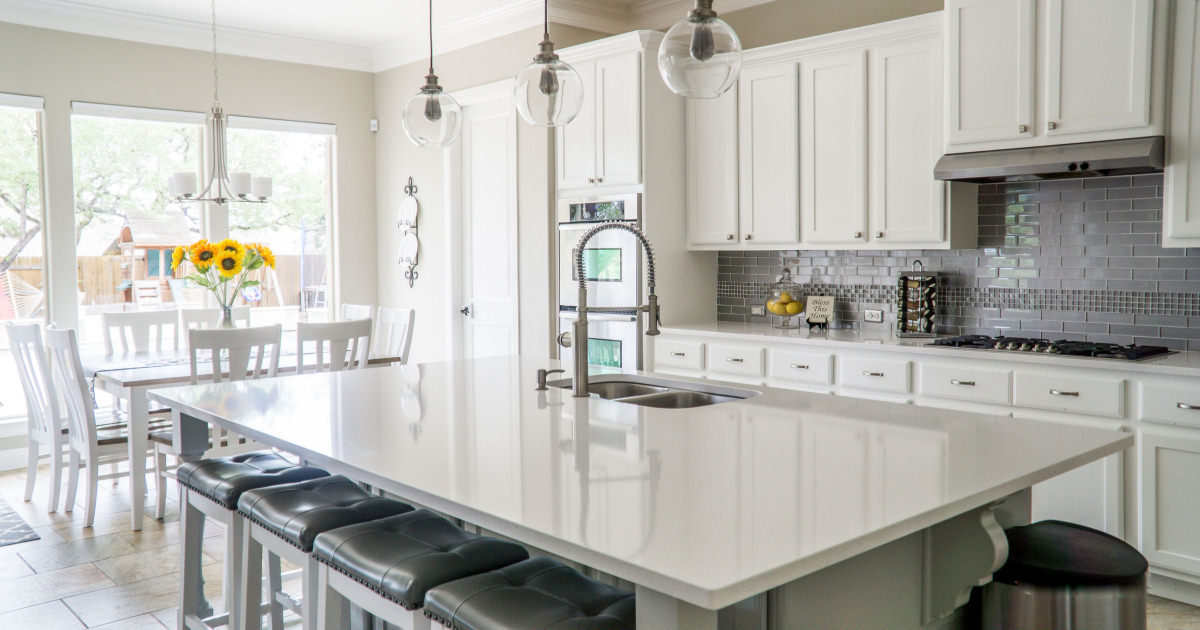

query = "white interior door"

[456,92,519,360]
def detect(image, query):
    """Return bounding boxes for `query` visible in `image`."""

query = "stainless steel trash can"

[981,520,1148,630]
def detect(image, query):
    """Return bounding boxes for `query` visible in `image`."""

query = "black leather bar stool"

[236,475,413,630]
[176,451,330,630]
[312,509,530,630]
[423,557,636,630]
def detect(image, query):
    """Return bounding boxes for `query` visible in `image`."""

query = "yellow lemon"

[768,301,789,316]
[779,291,793,303]
[786,301,803,315]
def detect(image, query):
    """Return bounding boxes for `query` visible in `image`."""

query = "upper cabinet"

[944,0,1165,153]
[556,51,642,192]
[686,89,740,247]
[738,63,801,247]
[801,50,868,246]
[1166,0,1200,246]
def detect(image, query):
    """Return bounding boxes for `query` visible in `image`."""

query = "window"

[70,104,203,342]
[226,119,334,326]
[0,94,46,420]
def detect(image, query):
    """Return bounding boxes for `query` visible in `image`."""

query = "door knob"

[460,305,471,317]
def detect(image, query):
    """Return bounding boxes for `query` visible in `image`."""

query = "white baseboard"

[1149,570,1200,607]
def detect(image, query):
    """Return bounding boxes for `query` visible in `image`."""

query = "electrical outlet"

[864,309,884,323]
[750,305,766,316]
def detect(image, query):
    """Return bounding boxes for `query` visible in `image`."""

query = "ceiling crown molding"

[0,0,375,71]
[631,0,778,29]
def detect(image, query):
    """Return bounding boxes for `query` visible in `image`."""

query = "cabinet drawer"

[920,363,1011,405]
[1139,381,1200,429]
[655,339,705,372]
[838,356,911,394]
[768,349,834,386]
[1013,371,1124,418]
[708,344,765,378]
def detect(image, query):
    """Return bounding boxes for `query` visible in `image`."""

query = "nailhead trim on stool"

[313,509,530,610]
[423,557,636,630]
[177,451,331,509]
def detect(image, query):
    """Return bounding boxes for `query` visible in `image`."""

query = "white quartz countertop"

[661,321,1200,378]
[149,356,1131,609]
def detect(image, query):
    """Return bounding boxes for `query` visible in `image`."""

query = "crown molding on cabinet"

[742,11,942,67]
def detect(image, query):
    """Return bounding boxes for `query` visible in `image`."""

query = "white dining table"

[81,345,403,531]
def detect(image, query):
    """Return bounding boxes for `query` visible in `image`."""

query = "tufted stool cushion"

[313,509,530,610]
[176,451,330,510]
[423,557,635,630]
[237,475,413,552]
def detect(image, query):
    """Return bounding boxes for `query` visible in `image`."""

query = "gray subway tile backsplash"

[716,177,1200,347]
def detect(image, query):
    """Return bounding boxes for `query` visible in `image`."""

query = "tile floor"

[0,465,1195,629]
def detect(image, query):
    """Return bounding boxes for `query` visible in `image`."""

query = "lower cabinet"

[1139,424,1200,578]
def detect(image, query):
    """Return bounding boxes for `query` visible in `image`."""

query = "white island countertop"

[660,321,1200,378]
[149,356,1131,610]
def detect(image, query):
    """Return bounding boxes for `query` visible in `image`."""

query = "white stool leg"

[303,555,321,630]
[22,441,37,502]
[240,518,264,630]
[153,446,167,520]
[225,513,244,630]
[268,551,285,630]
[180,490,206,630]
[317,565,349,630]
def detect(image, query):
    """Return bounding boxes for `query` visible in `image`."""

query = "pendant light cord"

[543,0,549,41]
[210,0,219,105]
[428,0,435,76]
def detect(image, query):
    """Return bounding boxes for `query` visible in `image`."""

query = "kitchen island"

[149,356,1132,630]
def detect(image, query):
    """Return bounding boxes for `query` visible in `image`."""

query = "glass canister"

[765,268,804,329]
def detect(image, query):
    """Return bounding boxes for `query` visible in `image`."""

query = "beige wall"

[374,25,605,364]
[0,22,377,327]
[724,0,942,48]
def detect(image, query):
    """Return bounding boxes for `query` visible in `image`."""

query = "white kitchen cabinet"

[708,343,766,382]
[685,88,740,247]
[737,62,801,246]
[944,0,1035,146]
[1165,0,1200,246]
[1013,370,1125,418]
[800,50,868,245]
[652,338,705,374]
[919,362,1012,406]
[1139,381,1200,430]
[768,348,834,389]
[1140,424,1200,578]
[838,355,911,395]
[556,51,641,191]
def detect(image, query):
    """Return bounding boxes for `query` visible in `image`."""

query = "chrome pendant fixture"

[514,0,584,127]
[402,0,461,148]
[169,0,271,204]
[657,0,743,99]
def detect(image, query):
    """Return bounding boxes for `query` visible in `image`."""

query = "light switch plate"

[750,305,766,316]
[864,309,884,323]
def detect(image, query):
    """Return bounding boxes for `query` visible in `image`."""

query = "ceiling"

[0,0,774,72]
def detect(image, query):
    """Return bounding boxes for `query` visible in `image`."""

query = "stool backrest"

[178,306,250,330]
[6,323,63,446]
[376,306,415,364]
[296,319,372,373]
[44,327,98,455]
[187,325,282,384]
[101,309,178,354]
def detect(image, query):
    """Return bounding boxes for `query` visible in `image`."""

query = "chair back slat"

[187,325,282,384]
[101,309,178,354]
[44,328,98,455]
[6,323,61,441]
[376,307,415,363]
[296,319,371,373]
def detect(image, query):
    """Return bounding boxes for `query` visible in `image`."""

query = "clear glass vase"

[219,305,237,329]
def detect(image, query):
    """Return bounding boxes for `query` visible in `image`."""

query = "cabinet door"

[1140,425,1200,576]
[686,88,739,246]
[1165,0,1200,245]
[802,417,871,548]
[801,50,868,245]
[871,37,946,244]
[945,0,1035,146]
[1044,0,1153,137]
[596,51,642,187]
[738,63,800,245]
[557,60,597,190]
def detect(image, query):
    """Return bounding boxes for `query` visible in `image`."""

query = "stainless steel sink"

[615,390,743,409]
[548,374,756,408]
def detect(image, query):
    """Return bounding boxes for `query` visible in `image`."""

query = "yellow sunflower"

[213,247,245,278]
[247,242,276,269]
[170,245,186,271]
[215,238,246,257]
[189,240,217,271]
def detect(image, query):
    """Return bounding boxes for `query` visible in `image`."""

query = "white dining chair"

[339,303,373,321]
[178,306,250,330]
[7,323,68,512]
[101,309,179,354]
[295,319,372,373]
[376,306,415,363]
[45,327,156,527]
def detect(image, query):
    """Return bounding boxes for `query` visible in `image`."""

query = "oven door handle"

[558,311,638,323]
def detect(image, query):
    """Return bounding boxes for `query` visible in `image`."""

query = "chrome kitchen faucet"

[568,222,659,397]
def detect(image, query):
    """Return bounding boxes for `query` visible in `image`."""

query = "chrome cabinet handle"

[1018,124,1028,133]
[951,379,976,387]
[670,351,686,357]
[863,371,884,377]
[726,357,744,363]
[1047,121,1058,131]
[1050,389,1079,397]
[790,363,810,370]
[727,234,735,240]
[1178,402,1199,410]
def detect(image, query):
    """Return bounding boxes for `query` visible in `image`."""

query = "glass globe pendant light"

[658,0,743,99]
[514,0,584,126]
[402,0,461,147]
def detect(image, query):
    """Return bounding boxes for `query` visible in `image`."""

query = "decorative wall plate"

[398,232,420,265]
[398,196,419,228]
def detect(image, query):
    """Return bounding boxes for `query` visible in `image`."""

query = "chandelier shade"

[658,0,743,99]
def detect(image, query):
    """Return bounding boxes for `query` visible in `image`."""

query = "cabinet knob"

[1018,124,1028,133]
[597,177,604,183]
[727,234,735,240]
[950,379,976,387]
[726,357,744,363]
[744,234,753,241]
[853,231,862,239]
[587,177,596,183]
[875,231,884,238]
[1047,121,1058,131]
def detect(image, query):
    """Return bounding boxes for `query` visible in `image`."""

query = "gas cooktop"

[927,335,1174,361]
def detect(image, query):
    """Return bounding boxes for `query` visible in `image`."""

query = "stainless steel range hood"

[934,136,1165,183]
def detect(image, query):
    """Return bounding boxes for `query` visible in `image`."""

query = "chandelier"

[169,0,271,204]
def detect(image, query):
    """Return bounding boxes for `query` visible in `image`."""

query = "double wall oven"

[557,193,643,372]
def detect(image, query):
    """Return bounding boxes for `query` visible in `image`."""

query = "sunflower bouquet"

[171,239,276,314]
